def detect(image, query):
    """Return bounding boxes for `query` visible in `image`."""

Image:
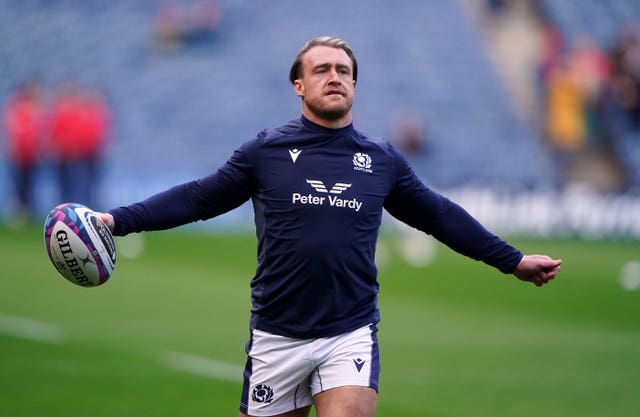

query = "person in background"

[542,54,587,186]
[75,88,111,208]
[50,83,111,208]
[609,24,640,131]
[153,0,222,51]
[2,80,46,223]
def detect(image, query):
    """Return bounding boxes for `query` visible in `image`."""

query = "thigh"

[314,386,377,417]
[310,324,380,396]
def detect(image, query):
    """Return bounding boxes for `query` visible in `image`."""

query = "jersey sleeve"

[109,143,255,236]
[383,146,523,274]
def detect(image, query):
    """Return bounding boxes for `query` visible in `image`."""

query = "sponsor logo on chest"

[292,179,363,212]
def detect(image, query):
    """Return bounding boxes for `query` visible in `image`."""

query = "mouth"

[325,90,344,97]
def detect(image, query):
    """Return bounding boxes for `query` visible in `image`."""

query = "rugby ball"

[44,203,116,287]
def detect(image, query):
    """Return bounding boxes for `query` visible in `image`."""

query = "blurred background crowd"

[3,79,111,223]
[1,0,639,237]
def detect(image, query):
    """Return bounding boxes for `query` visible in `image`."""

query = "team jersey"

[110,116,523,338]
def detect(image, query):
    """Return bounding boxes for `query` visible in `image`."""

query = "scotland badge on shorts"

[252,384,274,404]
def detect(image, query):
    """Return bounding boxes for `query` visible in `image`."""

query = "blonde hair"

[289,36,358,84]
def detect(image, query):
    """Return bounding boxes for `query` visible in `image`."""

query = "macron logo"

[306,180,351,194]
[289,149,302,163]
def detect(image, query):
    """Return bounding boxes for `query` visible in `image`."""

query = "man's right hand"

[97,212,115,233]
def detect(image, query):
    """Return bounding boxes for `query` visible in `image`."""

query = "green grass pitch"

[0,223,639,416]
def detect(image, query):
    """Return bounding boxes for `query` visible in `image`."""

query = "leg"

[309,324,380,417]
[57,159,72,202]
[15,163,32,211]
[238,405,311,417]
[314,386,377,417]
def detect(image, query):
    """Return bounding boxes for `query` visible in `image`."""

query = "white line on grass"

[0,313,244,383]
[0,313,65,345]
[162,351,243,383]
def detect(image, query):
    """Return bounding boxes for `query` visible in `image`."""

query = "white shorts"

[239,324,380,416]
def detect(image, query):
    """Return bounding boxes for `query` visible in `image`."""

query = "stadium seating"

[0,0,566,217]
[537,0,640,47]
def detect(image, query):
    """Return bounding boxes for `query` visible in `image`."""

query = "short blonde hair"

[289,36,358,84]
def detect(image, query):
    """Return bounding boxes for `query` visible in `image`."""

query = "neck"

[301,109,353,129]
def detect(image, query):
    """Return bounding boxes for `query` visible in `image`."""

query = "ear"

[294,80,304,97]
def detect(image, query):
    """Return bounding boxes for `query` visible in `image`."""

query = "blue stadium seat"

[0,0,556,217]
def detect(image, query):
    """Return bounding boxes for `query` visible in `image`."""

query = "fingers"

[530,255,562,269]
[543,259,563,270]
[97,212,115,233]
[514,255,562,287]
[531,274,548,287]
[532,264,561,287]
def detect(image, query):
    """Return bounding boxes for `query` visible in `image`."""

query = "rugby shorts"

[239,323,380,416]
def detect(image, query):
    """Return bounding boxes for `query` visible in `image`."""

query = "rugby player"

[99,36,561,417]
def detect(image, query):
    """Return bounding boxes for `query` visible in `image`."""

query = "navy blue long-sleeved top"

[110,116,523,338]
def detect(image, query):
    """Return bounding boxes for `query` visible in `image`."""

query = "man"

[99,36,561,417]
[2,80,45,222]
[50,84,112,208]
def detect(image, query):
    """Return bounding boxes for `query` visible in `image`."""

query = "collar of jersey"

[300,115,354,136]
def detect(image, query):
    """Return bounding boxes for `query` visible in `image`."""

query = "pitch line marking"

[0,313,65,345]
[162,351,243,382]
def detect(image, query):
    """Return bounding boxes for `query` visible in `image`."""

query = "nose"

[327,69,342,85]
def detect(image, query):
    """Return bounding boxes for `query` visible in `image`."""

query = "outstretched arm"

[513,255,562,287]
[93,144,255,236]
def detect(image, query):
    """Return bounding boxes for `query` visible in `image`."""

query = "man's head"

[289,36,358,128]
[289,36,358,85]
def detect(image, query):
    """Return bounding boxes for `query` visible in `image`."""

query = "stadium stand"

[0,0,570,219]
[537,0,640,192]
[537,0,639,47]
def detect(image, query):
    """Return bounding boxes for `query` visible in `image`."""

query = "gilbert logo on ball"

[44,203,116,287]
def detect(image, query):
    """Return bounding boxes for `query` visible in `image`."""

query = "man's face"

[294,45,355,126]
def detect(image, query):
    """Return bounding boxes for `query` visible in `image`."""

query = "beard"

[304,95,353,122]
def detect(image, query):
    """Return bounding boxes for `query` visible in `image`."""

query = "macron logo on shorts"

[353,357,366,373]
